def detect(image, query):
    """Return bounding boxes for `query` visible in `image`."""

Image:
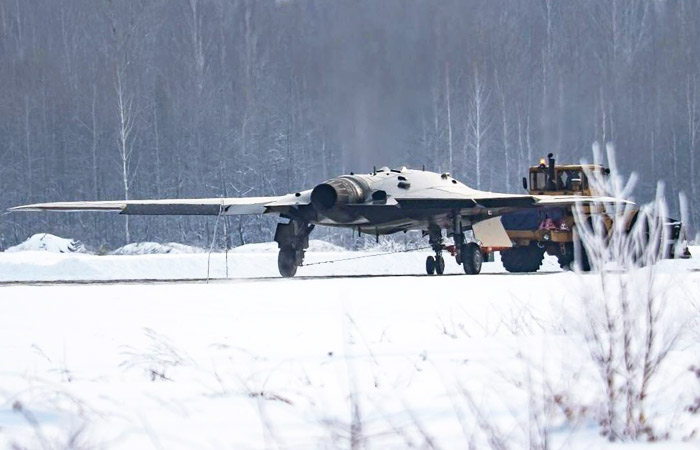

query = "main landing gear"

[426,225,446,275]
[460,242,483,274]
[426,254,445,275]
[274,220,315,278]
[424,224,483,275]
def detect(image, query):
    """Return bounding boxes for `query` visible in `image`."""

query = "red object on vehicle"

[539,218,556,230]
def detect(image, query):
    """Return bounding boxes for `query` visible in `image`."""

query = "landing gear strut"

[424,218,484,276]
[450,215,483,275]
[274,220,314,278]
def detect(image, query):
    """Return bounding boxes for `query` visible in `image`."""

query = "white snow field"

[0,237,562,282]
[0,239,698,448]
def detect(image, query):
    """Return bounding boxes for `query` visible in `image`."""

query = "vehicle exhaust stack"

[547,153,556,190]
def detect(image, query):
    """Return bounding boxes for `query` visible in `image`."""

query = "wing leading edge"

[10,196,285,216]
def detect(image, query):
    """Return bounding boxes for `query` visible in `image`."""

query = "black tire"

[557,253,575,271]
[556,243,575,270]
[435,255,445,275]
[278,249,298,278]
[426,255,435,275]
[462,243,482,275]
[556,242,591,272]
[500,243,545,273]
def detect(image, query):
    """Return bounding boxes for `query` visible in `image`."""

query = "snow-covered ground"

[0,236,569,282]
[0,239,698,448]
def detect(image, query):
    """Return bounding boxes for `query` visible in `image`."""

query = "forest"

[0,0,698,250]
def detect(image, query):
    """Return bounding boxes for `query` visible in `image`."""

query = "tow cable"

[302,245,432,267]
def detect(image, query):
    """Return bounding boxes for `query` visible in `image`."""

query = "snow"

[4,233,85,254]
[0,239,567,282]
[0,241,697,448]
[110,241,205,255]
[228,239,346,253]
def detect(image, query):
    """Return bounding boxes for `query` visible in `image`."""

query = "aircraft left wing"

[9,196,306,216]
[531,195,633,207]
[394,189,633,212]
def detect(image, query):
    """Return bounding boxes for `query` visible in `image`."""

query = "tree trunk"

[445,62,453,174]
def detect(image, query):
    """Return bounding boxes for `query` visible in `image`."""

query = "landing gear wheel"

[462,243,482,275]
[274,220,314,278]
[435,255,445,275]
[426,255,436,275]
[278,249,298,278]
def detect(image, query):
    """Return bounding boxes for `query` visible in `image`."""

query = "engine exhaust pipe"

[310,183,338,210]
[310,176,370,219]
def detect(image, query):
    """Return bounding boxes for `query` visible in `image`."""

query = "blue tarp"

[501,208,565,230]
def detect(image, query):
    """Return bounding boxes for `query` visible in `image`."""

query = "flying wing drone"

[10,166,628,277]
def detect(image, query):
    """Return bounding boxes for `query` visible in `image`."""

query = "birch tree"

[445,62,454,174]
[185,0,207,97]
[495,68,511,192]
[115,66,136,244]
[0,0,699,247]
[465,68,492,189]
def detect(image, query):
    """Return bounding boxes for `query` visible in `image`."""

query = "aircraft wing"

[9,195,309,216]
[393,185,632,212]
[530,194,633,206]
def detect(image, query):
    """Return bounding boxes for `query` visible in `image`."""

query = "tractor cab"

[523,153,608,196]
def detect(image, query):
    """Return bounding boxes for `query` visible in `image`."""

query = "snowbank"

[110,242,205,255]
[110,239,345,255]
[4,233,85,254]
[230,239,345,253]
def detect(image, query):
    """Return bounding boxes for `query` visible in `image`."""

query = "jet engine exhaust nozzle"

[310,183,338,210]
[310,176,370,214]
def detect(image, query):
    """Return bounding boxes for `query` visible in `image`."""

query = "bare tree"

[185,0,208,97]
[687,75,698,230]
[115,66,136,244]
[445,62,454,174]
[494,68,511,192]
[0,0,699,247]
[465,67,492,189]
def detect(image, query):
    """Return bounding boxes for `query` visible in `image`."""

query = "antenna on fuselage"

[373,165,376,175]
